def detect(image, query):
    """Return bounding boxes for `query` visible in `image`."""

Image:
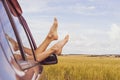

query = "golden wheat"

[40,55,120,80]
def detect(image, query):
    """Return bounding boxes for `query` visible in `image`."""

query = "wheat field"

[40,55,120,80]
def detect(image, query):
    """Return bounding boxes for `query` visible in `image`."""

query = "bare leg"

[22,18,58,55]
[35,18,58,54]
[35,35,69,61]
[14,35,69,62]
[50,35,69,55]
[5,34,19,51]
[6,18,58,55]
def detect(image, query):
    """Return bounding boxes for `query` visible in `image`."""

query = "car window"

[0,2,18,79]
[0,44,16,80]
[0,1,15,63]
[0,1,36,70]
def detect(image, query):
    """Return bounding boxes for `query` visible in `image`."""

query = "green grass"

[40,55,120,80]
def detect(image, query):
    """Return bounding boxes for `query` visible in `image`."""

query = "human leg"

[6,18,58,55]
[5,34,19,51]
[14,35,69,62]
[35,35,69,61]
[35,18,58,54]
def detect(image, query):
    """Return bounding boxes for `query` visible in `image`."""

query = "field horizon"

[40,55,120,80]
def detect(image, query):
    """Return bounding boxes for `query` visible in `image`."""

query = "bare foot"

[5,34,19,51]
[51,35,69,55]
[47,18,58,40]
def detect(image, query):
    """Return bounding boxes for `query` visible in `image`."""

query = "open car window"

[1,0,37,70]
[7,0,58,65]
[1,0,58,70]
[0,1,16,62]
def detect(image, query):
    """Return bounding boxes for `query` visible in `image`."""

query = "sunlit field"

[40,55,120,80]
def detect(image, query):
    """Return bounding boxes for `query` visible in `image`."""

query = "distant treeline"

[61,54,120,58]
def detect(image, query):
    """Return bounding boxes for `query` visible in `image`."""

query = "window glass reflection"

[0,1,36,70]
[0,45,16,80]
[0,2,14,61]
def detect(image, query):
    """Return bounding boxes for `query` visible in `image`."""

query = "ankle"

[47,34,58,41]
[51,46,59,53]
[46,35,54,42]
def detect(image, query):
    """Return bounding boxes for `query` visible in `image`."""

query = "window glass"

[0,2,19,79]
[11,8,35,61]
[0,1,14,62]
[0,44,16,80]
[0,1,36,70]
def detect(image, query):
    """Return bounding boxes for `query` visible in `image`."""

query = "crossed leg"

[6,18,58,55]
[34,35,69,61]
[6,18,69,62]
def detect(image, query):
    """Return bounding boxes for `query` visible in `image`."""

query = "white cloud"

[18,0,120,54]
[69,4,96,14]
[108,24,120,41]
[63,24,120,54]
[18,0,51,13]
[18,0,97,16]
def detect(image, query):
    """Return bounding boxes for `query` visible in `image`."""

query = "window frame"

[2,0,58,66]
[2,0,31,61]
[1,0,40,70]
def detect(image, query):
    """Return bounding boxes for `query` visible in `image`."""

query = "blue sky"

[18,0,120,54]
